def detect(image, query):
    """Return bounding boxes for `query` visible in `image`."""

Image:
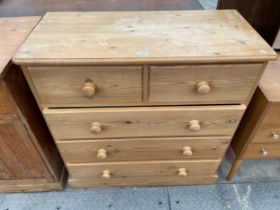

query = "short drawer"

[44,105,245,140]
[67,160,220,180]
[27,66,142,107]
[243,143,280,159]
[251,105,280,144]
[57,137,230,163]
[149,64,263,104]
[251,129,280,144]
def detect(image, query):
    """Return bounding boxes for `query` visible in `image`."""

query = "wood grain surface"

[57,136,230,163]
[0,16,40,74]
[69,175,218,188]
[27,65,143,106]
[44,105,245,140]
[13,11,276,65]
[67,159,220,180]
[149,63,263,104]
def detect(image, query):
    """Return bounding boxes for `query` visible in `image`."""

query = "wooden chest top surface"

[13,10,276,65]
[0,16,41,74]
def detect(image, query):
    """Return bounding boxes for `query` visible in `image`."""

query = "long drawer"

[67,160,220,180]
[69,175,218,188]
[27,66,143,107]
[44,105,245,140]
[57,137,230,163]
[149,63,263,104]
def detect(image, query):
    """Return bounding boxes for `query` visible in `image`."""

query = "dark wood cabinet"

[0,17,66,192]
[217,0,280,46]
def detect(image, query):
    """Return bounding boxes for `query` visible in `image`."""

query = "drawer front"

[67,160,220,180]
[44,105,245,140]
[251,105,280,144]
[57,137,230,163]
[27,66,142,106]
[149,64,262,104]
[243,143,280,159]
[252,129,280,144]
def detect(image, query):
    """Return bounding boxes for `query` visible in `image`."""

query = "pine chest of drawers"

[13,11,276,188]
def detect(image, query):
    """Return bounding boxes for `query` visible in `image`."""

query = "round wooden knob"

[182,146,193,156]
[101,170,111,179]
[261,147,268,156]
[188,120,200,132]
[196,81,210,94]
[97,149,107,159]
[178,168,188,177]
[90,122,102,134]
[272,131,279,140]
[82,81,96,98]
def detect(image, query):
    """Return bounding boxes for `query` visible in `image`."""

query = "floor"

[1,180,280,210]
[0,153,280,210]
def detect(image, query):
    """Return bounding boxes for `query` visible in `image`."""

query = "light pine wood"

[27,66,143,106]
[0,16,41,73]
[44,105,245,140]
[56,137,230,163]
[149,63,263,104]
[69,175,218,188]
[13,11,277,65]
[67,160,220,180]
[25,63,265,107]
[14,11,277,187]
